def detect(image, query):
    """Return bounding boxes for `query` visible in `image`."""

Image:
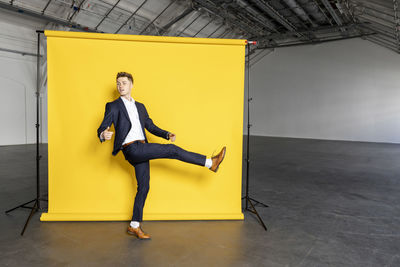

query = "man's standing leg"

[127,160,151,239]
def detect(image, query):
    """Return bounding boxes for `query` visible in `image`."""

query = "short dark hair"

[116,72,133,83]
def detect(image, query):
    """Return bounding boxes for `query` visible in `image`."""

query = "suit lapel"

[117,97,130,122]
[135,102,147,141]
[135,102,145,127]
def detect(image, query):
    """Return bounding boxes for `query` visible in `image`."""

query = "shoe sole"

[214,147,226,172]
[127,230,151,240]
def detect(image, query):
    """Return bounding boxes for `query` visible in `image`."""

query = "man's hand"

[168,132,176,142]
[101,126,114,141]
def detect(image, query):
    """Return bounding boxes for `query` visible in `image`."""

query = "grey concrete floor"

[1,136,400,266]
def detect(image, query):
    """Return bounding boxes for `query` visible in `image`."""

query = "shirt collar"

[120,96,135,103]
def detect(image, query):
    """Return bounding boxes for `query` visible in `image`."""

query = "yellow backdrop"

[40,30,246,221]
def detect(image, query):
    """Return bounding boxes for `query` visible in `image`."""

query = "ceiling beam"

[159,5,194,35]
[312,0,334,25]
[41,0,53,14]
[139,0,177,34]
[250,0,300,33]
[258,32,376,49]
[393,0,400,50]
[193,16,214,37]
[256,22,369,40]
[282,0,317,27]
[95,0,121,30]
[68,0,86,22]
[0,1,98,32]
[236,0,278,32]
[367,35,399,49]
[176,11,202,36]
[366,36,400,53]
[320,0,343,26]
[192,0,263,36]
[114,0,147,34]
[206,22,224,38]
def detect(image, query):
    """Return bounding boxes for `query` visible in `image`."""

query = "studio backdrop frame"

[40,30,246,221]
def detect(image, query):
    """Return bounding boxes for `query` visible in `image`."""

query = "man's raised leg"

[123,142,226,172]
[126,143,206,166]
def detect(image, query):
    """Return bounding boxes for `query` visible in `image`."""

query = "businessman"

[97,72,226,240]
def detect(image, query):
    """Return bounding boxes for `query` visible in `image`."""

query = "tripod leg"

[249,197,269,207]
[248,198,268,231]
[20,199,38,236]
[5,199,36,214]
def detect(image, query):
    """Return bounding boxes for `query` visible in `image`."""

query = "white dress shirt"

[121,96,146,145]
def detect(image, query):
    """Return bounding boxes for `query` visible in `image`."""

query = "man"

[97,72,226,240]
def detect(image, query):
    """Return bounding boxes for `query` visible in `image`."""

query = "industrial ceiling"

[0,0,399,54]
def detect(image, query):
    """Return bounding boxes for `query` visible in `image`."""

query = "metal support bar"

[367,36,399,47]
[193,0,262,36]
[68,0,86,22]
[283,0,317,27]
[256,22,369,40]
[351,2,396,18]
[343,0,357,22]
[367,35,399,48]
[351,0,394,10]
[139,0,176,34]
[206,22,224,37]
[258,32,377,49]
[219,28,234,38]
[115,0,147,34]
[362,24,398,39]
[176,12,202,36]
[312,0,334,25]
[359,15,396,30]
[216,28,231,38]
[0,47,42,57]
[366,40,398,54]
[5,30,48,236]
[375,33,399,45]
[366,36,400,52]
[95,0,121,30]
[5,199,35,213]
[41,0,53,14]
[159,6,194,35]
[354,5,398,25]
[242,42,268,231]
[320,0,343,26]
[0,1,98,32]
[393,0,400,50]
[193,17,214,37]
[251,0,300,34]
[236,0,277,32]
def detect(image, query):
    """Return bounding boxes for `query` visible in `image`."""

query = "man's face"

[116,77,132,97]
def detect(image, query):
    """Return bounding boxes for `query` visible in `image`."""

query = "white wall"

[0,10,47,146]
[247,38,400,143]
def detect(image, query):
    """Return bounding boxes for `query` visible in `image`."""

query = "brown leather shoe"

[127,226,151,239]
[210,146,226,172]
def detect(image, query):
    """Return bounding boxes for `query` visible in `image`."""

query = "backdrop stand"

[5,30,47,236]
[242,40,268,231]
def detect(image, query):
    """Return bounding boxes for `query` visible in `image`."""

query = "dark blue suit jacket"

[97,97,169,156]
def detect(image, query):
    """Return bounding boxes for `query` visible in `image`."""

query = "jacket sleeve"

[143,104,170,140]
[97,102,114,143]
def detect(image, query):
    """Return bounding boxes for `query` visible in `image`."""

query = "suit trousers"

[122,141,207,222]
